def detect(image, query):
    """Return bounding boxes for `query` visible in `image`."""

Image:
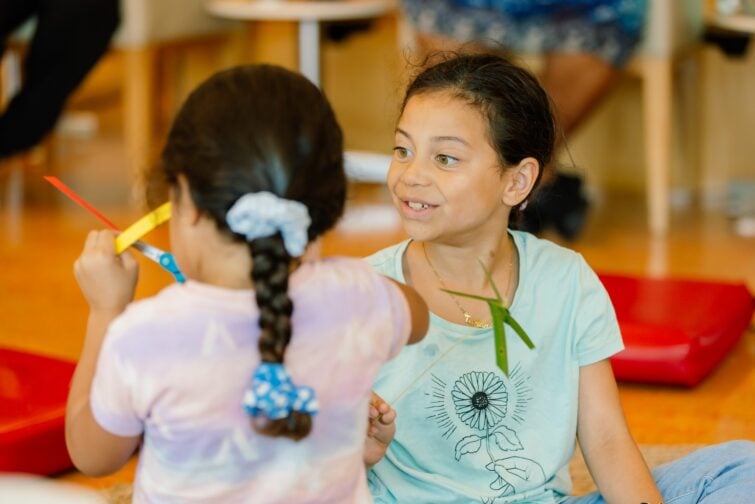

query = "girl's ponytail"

[248,235,312,440]
[226,192,319,441]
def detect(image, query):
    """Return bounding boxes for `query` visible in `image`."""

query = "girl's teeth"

[408,202,428,210]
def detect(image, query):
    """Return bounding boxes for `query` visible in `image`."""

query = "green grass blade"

[504,313,535,349]
[490,302,509,376]
[441,288,499,303]
[478,258,503,303]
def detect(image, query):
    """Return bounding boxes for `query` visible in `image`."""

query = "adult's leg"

[0,0,39,56]
[541,52,621,141]
[517,52,621,240]
[0,0,120,159]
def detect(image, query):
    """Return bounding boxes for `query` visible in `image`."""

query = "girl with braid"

[65,64,428,503]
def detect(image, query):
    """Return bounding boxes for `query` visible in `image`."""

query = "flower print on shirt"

[426,365,545,502]
[452,371,508,431]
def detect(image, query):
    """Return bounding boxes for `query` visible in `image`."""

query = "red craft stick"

[43,176,120,231]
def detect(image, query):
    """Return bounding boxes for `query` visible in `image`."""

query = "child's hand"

[364,391,396,467]
[74,230,139,313]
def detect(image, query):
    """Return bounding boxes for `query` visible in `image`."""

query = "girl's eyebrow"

[433,135,470,147]
[395,127,471,147]
[395,127,412,140]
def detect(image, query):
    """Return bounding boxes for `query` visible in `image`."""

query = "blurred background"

[1,0,753,498]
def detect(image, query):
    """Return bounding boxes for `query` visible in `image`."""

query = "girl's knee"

[687,440,755,473]
[716,440,755,463]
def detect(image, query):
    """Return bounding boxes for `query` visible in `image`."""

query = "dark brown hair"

[159,65,346,440]
[402,52,556,210]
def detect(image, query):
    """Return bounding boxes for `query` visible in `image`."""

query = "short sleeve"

[571,255,624,366]
[89,318,145,437]
[344,258,413,362]
[361,242,413,359]
[372,276,412,359]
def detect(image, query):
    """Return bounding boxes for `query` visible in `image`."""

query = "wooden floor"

[1,100,753,492]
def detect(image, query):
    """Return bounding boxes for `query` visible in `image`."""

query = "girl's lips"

[398,198,438,219]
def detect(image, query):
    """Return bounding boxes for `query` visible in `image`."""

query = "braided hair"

[158,65,346,440]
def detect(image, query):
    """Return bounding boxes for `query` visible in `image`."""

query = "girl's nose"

[395,157,430,187]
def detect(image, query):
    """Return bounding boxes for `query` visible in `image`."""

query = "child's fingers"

[370,391,394,413]
[74,229,139,311]
[75,231,102,278]
[370,390,386,407]
[376,401,392,414]
[94,229,117,254]
[377,408,396,425]
[81,230,115,256]
[81,230,99,255]
[120,248,139,272]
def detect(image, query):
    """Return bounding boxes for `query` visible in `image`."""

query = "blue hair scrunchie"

[243,362,319,420]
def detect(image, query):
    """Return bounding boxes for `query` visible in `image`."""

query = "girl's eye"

[435,154,458,166]
[393,146,410,160]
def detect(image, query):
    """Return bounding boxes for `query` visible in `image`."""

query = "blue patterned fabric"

[450,0,643,31]
[404,0,647,66]
[243,362,319,419]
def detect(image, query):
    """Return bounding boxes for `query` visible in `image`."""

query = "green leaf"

[504,313,535,350]
[490,302,509,376]
[437,261,535,378]
[440,288,498,304]
[478,258,502,303]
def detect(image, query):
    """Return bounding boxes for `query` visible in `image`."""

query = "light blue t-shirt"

[365,231,623,504]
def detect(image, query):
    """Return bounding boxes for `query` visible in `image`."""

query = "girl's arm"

[387,278,429,344]
[577,359,664,504]
[362,279,428,466]
[65,230,141,476]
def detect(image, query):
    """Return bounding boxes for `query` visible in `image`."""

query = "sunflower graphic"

[452,371,508,431]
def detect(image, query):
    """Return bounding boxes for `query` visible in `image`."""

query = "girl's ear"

[173,174,202,225]
[502,157,539,207]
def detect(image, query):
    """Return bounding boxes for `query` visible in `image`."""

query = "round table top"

[206,0,398,22]
[707,13,755,34]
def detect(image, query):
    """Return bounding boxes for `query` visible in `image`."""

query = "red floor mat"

[0,348,75,474]
[600,274,754,387]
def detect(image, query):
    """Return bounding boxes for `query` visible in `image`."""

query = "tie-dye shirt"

[90,258,411,504]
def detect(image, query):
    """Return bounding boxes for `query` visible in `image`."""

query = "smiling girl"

[365,53,755,504]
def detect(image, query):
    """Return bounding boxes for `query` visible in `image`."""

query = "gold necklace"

[422,241,514,329]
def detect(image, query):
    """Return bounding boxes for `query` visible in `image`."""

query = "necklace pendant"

[464,312,491,329]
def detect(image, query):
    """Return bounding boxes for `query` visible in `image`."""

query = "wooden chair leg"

[123,47,156,184]
[642,57,673,236]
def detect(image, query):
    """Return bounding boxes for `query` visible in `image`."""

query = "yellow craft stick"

[115,202,172,253]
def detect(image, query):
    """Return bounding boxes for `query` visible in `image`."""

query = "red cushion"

[600,274,754,387]
[0,348,75,474]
